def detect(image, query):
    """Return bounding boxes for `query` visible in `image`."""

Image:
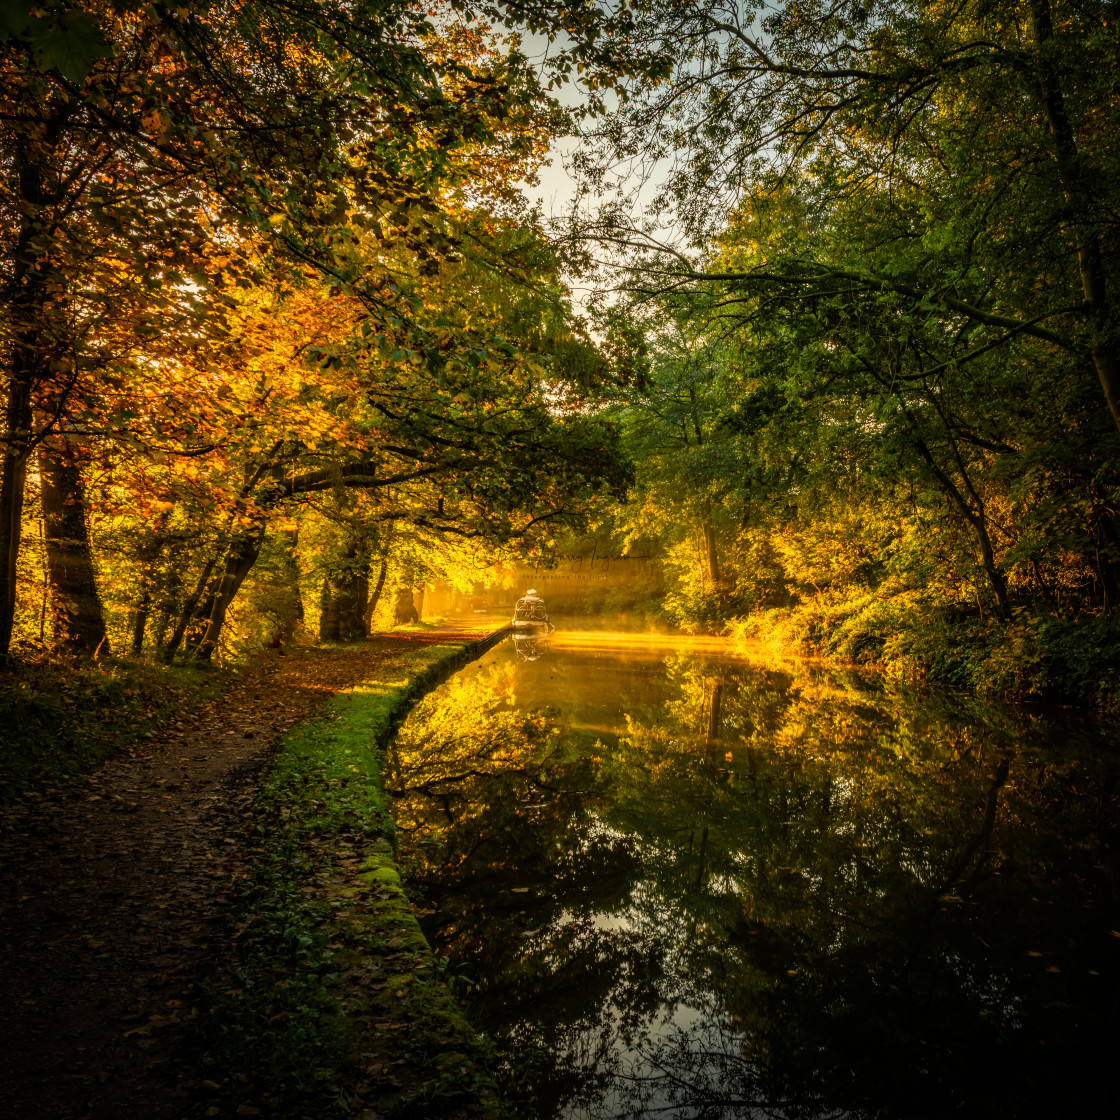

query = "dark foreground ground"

[0,631,487,1120]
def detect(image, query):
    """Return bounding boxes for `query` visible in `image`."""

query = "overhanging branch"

[271,458,466,502]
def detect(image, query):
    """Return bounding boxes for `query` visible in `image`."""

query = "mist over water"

[387,615,1120,1120]
[420,557,667,623]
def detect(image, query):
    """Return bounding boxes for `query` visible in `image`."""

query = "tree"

[572,0,1119,433]
[556,0,1120,674]
[1,1,644,664]
[604,313,744,628]
[1,0,452,661]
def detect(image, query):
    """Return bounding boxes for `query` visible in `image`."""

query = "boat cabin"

[512,589,549,627]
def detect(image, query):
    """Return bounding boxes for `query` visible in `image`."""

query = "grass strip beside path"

[207,637,506,1120]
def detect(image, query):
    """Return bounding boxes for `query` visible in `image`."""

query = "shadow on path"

[0,636,438,1120]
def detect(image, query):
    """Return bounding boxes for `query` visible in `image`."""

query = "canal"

[385,618,1120,1119]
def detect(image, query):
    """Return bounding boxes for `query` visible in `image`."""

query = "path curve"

[0,636,467,1120]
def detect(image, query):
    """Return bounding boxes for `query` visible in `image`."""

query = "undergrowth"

[726,596,1120,703]
[0,653,216,798]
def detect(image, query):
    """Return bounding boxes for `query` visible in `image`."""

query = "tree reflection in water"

[387,635,1120,1119]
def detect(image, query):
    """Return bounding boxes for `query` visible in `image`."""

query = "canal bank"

[207,624,510,1120]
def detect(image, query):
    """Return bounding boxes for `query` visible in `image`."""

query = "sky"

[516,28,589,220]
[523,133,583,218]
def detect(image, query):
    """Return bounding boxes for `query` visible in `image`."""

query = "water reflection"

[511,627,555,662]
[387,623,1120,1119]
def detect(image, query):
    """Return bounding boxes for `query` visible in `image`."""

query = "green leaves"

[0,3,114,81]
[554,0,1120,677]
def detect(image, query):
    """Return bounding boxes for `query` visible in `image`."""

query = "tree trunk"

[319,569,341,643]
[928,457,1009,619]
[37,441,109,656]
[364,555,389,635]
[1095,511,1120,614]
[702,517,721,586]
[129,595,150,658]
[319,542,367,642]
[151,564,182,656]
[192,528,266,663]
[393,587,419,624]
[269,527,303,648]
[1030,0,1120,434]
[977,528,1012,622]
[894,394,1012,619]
[337,559,368,640]
[0,154,49,666]
[0,364,33,664]
[128,511,172,658]
[162,555,219,663]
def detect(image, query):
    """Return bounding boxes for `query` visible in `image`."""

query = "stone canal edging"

[208,628,510,1120]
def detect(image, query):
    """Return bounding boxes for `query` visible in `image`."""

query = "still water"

[386,619,1120,1119]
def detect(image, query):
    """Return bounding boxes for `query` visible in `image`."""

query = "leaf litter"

[0,639,431,1119]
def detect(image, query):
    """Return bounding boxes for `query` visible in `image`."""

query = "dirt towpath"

[0,634,483,1120]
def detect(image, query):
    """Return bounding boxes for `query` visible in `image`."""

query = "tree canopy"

[1,0,642,665]
[547,0,1120,695]
[4,0,1120,697]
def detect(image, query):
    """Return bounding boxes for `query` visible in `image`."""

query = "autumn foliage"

[1,1,633,667]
